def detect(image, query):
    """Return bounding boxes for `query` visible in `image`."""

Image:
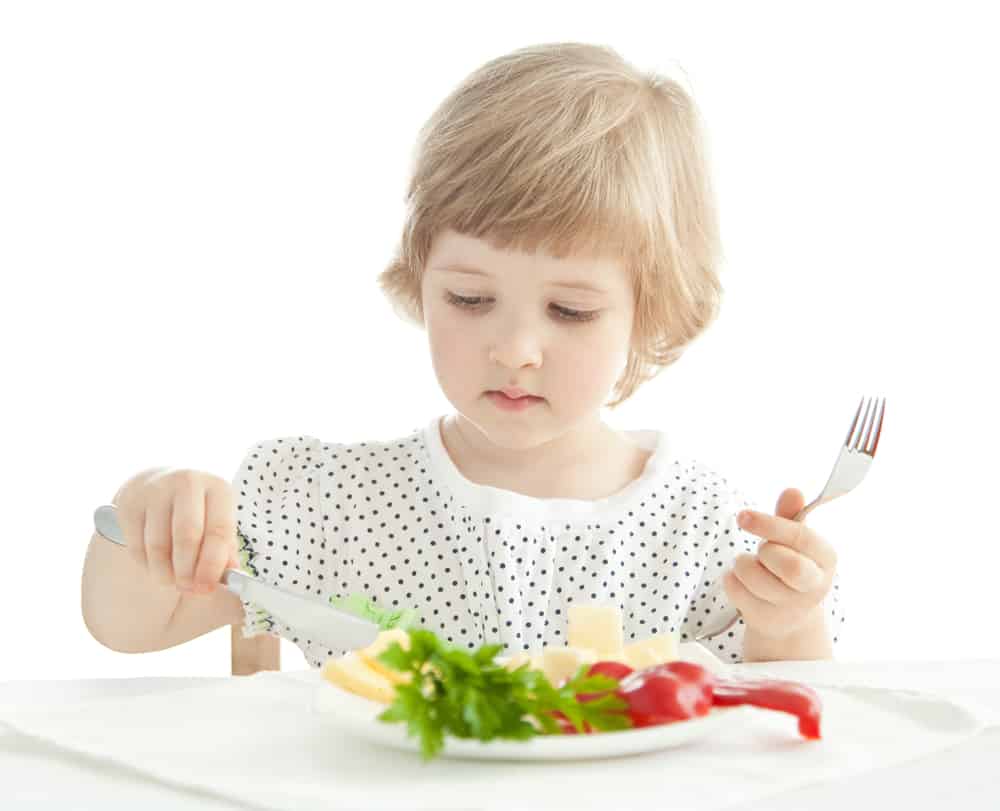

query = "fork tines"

[846,396,885,456]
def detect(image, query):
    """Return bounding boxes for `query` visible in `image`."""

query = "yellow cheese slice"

[621,633,678,669]
[321,652,397,704]
[567,603,624,656]
[502,650,544,673]
[503,652,530,671]
[541,645,598,685]
[357,628,413,685]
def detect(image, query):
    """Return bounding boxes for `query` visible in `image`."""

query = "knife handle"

[93,504,245,596]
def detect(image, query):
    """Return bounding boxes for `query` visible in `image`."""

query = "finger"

[226,546,242,570]
[144,498,175,587]
[758,541,825,592]
[722,568,775,622]
[116,498,148,569]
[731,553,791,604]
[775,488,806,521]
[736,510,836,570]
[192,484,237,592]
[170,478,206,591]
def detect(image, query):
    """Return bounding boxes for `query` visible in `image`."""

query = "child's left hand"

[723,488,837,639]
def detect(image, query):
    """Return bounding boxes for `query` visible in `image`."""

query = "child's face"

[421,229,634,450]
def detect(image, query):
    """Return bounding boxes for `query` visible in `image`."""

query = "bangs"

[437,121,656,266]
[408,60,668,270]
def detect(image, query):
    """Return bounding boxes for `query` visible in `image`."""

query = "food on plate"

[621,634,678,668]
[357,628,413,685]
[500,650,543,673]
[500,604,677,684]
[319,601,823,759]
[567,603,625,655]
[616,661,714,728]
[321,652,398,704]
[539,645,599,685]
[712,676,822,739]
[329,593,420,631]
[371,628,632,759]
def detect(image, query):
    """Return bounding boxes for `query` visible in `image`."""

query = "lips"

[486,389,544,412]
[497,387,537,400]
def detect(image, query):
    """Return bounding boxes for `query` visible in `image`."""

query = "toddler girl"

[82,42,842,669]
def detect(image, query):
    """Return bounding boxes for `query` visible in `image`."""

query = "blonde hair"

[378,42,723,407]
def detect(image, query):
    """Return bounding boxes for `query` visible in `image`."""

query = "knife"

[93,504,381,651]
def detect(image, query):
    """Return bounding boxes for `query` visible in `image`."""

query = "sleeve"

[682,481,844,664]
[231,435,334,667]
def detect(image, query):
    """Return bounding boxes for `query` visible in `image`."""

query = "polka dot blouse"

[232,415,842,668]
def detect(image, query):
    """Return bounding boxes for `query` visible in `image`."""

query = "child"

[82,42,841,669]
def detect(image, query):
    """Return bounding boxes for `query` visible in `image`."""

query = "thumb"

[775,487,806,520]
[227,547,242,571]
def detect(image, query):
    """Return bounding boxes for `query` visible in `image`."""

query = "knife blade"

[93,504,381,652]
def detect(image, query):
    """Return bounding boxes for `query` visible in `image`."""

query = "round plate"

[313,677,754,761]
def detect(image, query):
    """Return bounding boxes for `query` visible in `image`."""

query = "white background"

[2,2,997,680]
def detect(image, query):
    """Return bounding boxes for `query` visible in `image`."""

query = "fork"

[692,396,885,642]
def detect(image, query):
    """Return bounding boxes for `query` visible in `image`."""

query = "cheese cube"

[502,650,544,673]
[567,603,624,656]
[358,628,412,685]
[541,645,598,686]
[503,652,530,671]
[321,652,397,704]
[621,634,678,669]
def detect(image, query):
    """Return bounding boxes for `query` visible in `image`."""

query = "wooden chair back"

[230,626,280,675]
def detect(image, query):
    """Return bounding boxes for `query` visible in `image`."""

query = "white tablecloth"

[1,660,998,810]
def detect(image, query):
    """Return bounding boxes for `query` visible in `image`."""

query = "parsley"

[374,629,632,760]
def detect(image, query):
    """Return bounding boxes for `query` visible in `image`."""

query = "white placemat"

[0,668,987,811]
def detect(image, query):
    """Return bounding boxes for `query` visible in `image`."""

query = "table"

[2,661,998,810]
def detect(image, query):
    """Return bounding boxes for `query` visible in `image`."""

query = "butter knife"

[93,504,381,651]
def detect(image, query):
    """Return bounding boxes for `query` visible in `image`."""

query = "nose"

[489,318,543,370]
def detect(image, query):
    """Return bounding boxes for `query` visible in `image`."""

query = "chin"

[481,426,552,451]
[450,400,551,450]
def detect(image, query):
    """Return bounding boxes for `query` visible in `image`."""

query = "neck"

[446,412,613,471]
[438,412,649,501]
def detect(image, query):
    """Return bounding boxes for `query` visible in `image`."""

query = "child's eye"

[445,291,492,309]
[550,304,600,322]
[444,291,599,323]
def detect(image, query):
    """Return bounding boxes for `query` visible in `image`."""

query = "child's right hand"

[114,468,242,596]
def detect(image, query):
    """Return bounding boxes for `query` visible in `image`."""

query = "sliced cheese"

[503,652,530,671]
[676,641,725,675]
[321,652,397,704]
[567,603,624,656]
[358,628,412,685]
[541,645,597,686]
[621,633,678,669]
[502,650,544,673]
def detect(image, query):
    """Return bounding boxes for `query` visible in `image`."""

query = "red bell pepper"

[711,676,822,739]
[616,661,714,726]
[560,660,823,740]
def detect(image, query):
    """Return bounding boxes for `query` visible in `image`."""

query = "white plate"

[313,679,755,761]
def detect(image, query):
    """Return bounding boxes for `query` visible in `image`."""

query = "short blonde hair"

[378,42,723,407]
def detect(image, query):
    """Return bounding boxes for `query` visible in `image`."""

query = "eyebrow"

[430,264,610,295]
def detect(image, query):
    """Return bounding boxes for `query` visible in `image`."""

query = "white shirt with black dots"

[232,416,843,668]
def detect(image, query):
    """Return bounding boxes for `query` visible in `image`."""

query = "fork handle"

[793,493,832,522]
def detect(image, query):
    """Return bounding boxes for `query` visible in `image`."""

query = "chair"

[230,626,280,675]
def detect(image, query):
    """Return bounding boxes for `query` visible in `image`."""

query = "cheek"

[552,321,630,388]
[425,307,479,377]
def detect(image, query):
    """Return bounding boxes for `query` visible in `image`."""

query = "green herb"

[374,629,632,760]
[330,594,420,631]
